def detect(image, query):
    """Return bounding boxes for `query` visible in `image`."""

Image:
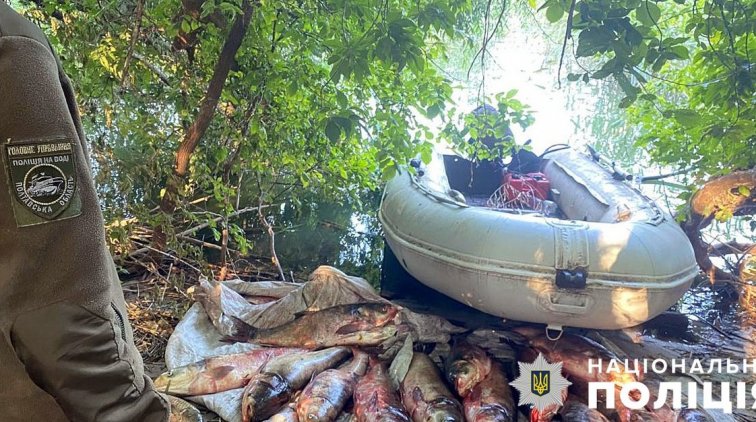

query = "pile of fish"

[156,319,514,422]
[156,267,716,422]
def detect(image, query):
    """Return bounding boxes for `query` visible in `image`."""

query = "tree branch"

[132,53,171,86]
[129,205,270,257]
[177,204,274,238]
[738,244,755,282]
[467,0,506,81]
[557,0,577,89]
[153,0,254,250]
[680,168,756,282]
[173,2,253,177]
[709,241,755,256]
[120,0,145,88]
[257,173,286,282]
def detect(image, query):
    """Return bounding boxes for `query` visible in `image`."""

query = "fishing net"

[487,182,552,213]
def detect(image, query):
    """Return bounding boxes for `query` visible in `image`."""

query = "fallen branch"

[178,204,274,237]
[127,204,271,258]
[257,201,286,282]
[177,234,233,252]
[148,194,213,213]
[680,168,756,282]
[257,173,286,282]
[126,240,203,274]
[693,315,756,346]
[709,241,755,256]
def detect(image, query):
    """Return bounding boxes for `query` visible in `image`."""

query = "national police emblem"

[4,140,80,225]
[510,353,571,413]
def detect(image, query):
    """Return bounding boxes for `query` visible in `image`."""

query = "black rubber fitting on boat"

[556,268,587,289]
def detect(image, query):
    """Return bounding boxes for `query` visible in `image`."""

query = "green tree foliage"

[541,0,754,177]
[21,0,472,254]
[441,91,535,160]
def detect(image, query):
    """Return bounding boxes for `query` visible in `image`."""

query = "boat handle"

[548,301,589,314]
[544,293,591,314]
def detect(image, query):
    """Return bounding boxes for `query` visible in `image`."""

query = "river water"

[247,190,384,286]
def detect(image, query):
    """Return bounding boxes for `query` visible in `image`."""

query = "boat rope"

[545,325,564,341]
[539,144,571,158]
[639,167,695,182]
[410,174,469,208]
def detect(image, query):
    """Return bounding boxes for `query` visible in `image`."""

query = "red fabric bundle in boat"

[502,172,551,207]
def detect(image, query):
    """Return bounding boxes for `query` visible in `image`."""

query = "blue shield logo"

[531,370,550,396]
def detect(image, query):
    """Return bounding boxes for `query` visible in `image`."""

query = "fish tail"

[219,333,253,343]
[231,316,257,335]
[217,316,257,343]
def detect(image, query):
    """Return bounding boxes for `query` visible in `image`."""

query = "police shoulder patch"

[5,139,81,226]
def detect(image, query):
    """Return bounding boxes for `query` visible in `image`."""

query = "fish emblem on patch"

[6,140,77,220]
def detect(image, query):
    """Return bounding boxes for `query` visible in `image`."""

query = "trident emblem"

[531,370,550,396]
